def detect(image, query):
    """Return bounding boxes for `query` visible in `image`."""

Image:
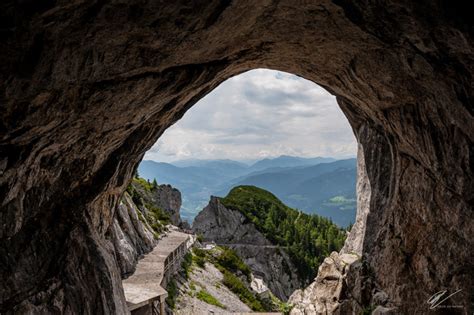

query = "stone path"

[122,227,193,311]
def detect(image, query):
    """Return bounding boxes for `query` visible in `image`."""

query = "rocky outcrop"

[341,144,371,256]
[192,197,266,245]
[192,197,301,300]
[1,1,473,314]
[109,192,156,277]
[290,251,397,315]
[173,256,252,314]
[132,181,183,227]
[289,252,357,314]
[173,244,284,314]
[289,252,360,314]
[110,181,187,277]
[231,245,299,302]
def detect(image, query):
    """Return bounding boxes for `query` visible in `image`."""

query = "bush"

[133,177,154,191]
[196,289,226,309]
[146,203,171,225]
[193,247,207,258]
[191,247,207,268]
[193,255,206,268]
[166,279,178,309]
[182,253,192,278]
[278,301,294,314]
[217,247,251,281]
[140,203,170,238]
[222,270,264,311]
[126,185,142,207]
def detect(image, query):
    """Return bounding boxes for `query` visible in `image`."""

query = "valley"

[139,156,356,227]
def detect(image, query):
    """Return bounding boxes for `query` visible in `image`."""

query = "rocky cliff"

[192,196,301,300]
[289,251,398,315]
[1,1,472,313]
[109,191,157,277]
[110,178,184,277]
[289,252,368,314]
[130,180,184,227]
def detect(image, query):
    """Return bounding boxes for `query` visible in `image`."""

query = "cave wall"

[0,0,472,313]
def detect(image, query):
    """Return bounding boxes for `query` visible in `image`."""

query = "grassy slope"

[189,246,289,312]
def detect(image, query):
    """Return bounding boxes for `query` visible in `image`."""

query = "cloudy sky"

[144,69,357,163]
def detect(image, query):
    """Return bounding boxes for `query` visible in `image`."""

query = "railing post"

[160,295,165,315]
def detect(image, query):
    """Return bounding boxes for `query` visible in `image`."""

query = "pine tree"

[220,185,347,283]
[152,178,158,189]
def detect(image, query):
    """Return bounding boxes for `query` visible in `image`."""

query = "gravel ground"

[174,261,251,315]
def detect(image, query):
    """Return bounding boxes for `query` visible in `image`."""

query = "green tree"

[220,185,347,283]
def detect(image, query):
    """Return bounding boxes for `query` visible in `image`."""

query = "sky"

[144,69,357,163]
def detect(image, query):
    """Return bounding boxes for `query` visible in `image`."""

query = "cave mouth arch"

[142,68,358,227]
[1,1,472,314]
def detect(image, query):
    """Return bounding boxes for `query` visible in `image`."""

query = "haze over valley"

[139,155,356,227]
[140,70,358,227]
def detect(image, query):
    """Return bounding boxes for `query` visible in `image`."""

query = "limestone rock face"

[192,197,270,246]
[289,252,360,315]
[289,251,400,315]
[109,192,156,277]
[174,258,252,314]
[132,182,183,227]
[1,1,473,314]
[192,197,301,300]
[110,182,185,277]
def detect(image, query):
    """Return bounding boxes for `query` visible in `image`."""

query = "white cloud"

[144,69,357,162]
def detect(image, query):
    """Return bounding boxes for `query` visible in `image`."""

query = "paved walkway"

[123,227,193,311]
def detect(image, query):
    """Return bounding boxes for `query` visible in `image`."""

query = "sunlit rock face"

[111,182,182,276]
[110,193,156,278]
[0,1,472,314]
[131,182,183,227]
[289,252,361,314]
[192,196,301,300]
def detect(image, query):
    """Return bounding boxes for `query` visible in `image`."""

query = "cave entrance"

[139,69,358,227]
[2,2,471,314]
[128,69,359,308]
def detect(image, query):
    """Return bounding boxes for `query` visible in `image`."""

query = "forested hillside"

[220,186,347,283]
[139,157,357,226]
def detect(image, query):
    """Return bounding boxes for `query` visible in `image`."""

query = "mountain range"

[138,155,356,227]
